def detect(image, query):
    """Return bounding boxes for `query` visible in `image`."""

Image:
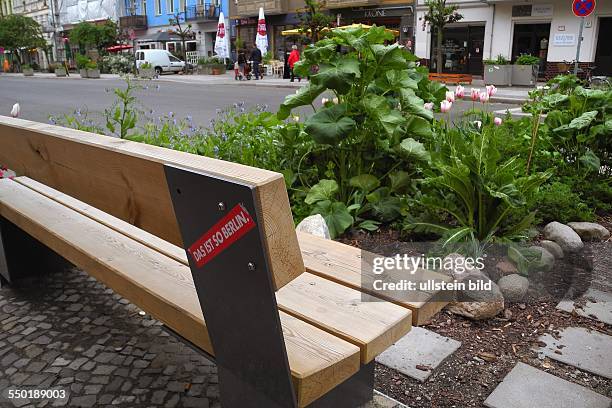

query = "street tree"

[423,0,463,74]
[0,14,47,70]
[297,0,333,43]
[170,12,193,62]
[69,19,118,54]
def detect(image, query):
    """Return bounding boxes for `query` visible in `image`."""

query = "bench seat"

[1,177,414,406]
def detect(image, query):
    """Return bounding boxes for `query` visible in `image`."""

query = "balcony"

[119,15,147,29]
[236,0,286,17]
[185,3,219,21]
[325,0,381,8]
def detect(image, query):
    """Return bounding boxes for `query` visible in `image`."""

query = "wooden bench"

[0,116,449,407]
[428,73,473,85]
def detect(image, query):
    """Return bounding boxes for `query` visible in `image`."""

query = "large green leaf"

[376,70,418,93]
[379,111,407,136]
[365,187,402,222]
[278,83,326,120]
[311,200,354,238]
[399,89,433,121]
[404,115,433,138]
[304,103,357,144]
[371,44,407,70]
[568,110,598,130]
[389,171,412,194]
[310,58,361,94]
[349,174,380,193]
[305,179,338,205]
[399,138,430,162]
[579,150,601,172]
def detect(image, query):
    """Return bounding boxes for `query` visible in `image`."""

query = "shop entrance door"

[594,17,612,76]
[511,23,551,75]
[431,25,485,75]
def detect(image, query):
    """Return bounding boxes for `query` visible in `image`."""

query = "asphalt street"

[0,75,517,130]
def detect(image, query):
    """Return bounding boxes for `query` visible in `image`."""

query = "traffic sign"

[572,0,596,18]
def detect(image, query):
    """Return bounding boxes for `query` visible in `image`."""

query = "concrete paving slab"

[484,362,611,408]
[375,327,461,382]
[557,289,612,325]
[535,326,612,379]
[361,391,410,408]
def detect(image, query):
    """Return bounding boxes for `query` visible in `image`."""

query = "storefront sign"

[552,33,577,46]
[365,9,386,18]
[512,4,553,17]
[532,4,553,17]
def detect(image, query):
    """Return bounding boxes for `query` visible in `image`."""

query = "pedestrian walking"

[250,44,262,80]
[288,45,301,82]
[237,49,247,80]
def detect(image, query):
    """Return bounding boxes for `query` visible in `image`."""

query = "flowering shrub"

[100,54,135,74]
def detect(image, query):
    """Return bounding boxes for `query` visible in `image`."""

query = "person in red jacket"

[288,45,301,82]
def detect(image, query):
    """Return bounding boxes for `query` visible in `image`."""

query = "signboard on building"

[552,33,577,46]
[512,4,553,17]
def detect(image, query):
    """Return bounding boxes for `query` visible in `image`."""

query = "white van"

[135,49,185,75]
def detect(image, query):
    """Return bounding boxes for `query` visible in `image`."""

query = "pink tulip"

[479,91,489,103]
[494,117,503,126]
[445,91,455,103]
[440,100,453,113]
[455,85,465,99]
[423,102,434,111]
[470,88,480,102]
[486,85,497,97]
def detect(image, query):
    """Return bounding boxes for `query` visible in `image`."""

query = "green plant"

[405,118,552,252]
[531,182,594,223]
[0,15,47,68]
[140,61,152,69]
[483,54,509,65]
[102,54,135,74]
[198,56,224,66]
[69,19,118,52]
[277,25,447,236]
[296,0,334,43]
[515,54,539,66]
[76,54,91,69]
[21,64,32,70]
[104,77,140,139]
[263,51,273,65]
[86,60,98,70]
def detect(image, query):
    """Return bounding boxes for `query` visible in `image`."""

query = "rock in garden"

[540,240,564,259]
[498,274,530,303]
[439,253,483,281]
[529,246,555,272]
[295,214,330,240]
[445,275,504,320]
[543,222,584,253]
[489,260,518,282]
[567,222,610,242]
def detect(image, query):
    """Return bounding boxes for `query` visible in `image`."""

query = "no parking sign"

[572,0,596,18]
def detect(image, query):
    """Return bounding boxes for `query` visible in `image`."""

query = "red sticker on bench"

[188,204,256,268]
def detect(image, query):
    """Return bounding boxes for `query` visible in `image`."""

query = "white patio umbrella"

[255,7,268,55]
[214,12,230,59]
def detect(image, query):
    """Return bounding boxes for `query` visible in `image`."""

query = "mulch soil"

[340,224,612,408]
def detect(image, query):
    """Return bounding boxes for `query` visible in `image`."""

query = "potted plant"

[512,54,539,86]
[22,64,34,76]
[54,63,67,77]
[138,61,155,79]
[483,54,511,86]
[197,56,226,75]
[86,60,100,78]
[76,54,90,78]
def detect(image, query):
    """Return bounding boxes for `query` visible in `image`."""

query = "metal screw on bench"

[247,262,256,271]
[217,202,225,211]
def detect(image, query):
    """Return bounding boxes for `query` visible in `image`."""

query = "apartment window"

[154,0,161,15]
[165,0,172,14]
[179,0,185,13]
[141,0,146,14]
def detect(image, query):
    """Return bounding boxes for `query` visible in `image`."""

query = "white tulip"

[10,103,20,118]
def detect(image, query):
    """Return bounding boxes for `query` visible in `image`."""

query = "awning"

[106,44,134,52]
[137,31,182,42]
[281,24,399,37]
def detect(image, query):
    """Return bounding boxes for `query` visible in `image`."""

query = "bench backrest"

[0,116,304,290]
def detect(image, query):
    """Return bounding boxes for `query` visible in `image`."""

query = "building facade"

[10,0,56,68]
[121,0,229,62]
[230,1,416,60]
[415,0,612,78]
[0,0,13,16]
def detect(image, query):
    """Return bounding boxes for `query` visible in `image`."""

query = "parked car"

[135,49,185,75]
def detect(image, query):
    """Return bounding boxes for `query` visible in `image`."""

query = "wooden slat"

[298,232,452,325]
[0,116,303,290]
[0,179,359,407]
[17,176,413,364]
[277,273,412,363]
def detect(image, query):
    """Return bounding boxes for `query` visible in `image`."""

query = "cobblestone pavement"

[0,267,221,408]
